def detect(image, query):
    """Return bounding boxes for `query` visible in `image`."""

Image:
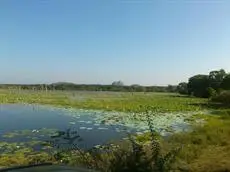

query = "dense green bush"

[177,82,188,95]
[211,91,230,105]
[207,87,217,98]
[177,69,230,98]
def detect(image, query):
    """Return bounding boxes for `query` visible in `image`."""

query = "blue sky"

[1,0,230,86]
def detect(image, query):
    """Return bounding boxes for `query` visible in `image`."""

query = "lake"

[0,104,132,150]
[0,104,197,152]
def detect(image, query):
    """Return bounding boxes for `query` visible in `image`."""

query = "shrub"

[211,91,230,105]
[207,87,217,98]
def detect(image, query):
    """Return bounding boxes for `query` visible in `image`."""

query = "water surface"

[0,104,199,150]
[0,104,130,149]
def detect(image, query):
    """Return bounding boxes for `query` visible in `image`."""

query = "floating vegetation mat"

[1,128,57,153]
[52,105,209,136]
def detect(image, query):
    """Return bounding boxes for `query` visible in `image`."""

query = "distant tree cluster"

[0,81,177,93]
[111,81,124,86]
[177,69,230,98]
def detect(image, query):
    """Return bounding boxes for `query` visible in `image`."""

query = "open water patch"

[0,104,207,151]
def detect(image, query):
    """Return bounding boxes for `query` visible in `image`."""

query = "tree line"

[177,69,230,98]
[0,81,177,93]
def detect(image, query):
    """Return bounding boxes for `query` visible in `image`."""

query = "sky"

[1,0,230,86]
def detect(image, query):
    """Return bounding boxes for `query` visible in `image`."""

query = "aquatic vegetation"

[2,128,57,139]
[80,127,87,130]
[91,110,208,136]
[21,104,208,136]
[98,127,108,130]
[0,146,51,167]
[93,123,100,126]
[1,128,59,161]
[56,126,181,172]
[0,90,207,112]
[69,122,76,125]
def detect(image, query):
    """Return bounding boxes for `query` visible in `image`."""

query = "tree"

[166,85,177,92]
[207,87,217,98]
[112,81,124,86]
[211,90,230,105]
[208,69,226,90]
[221,74,230,90]
[131,85,146,92]
[187,75,210,98]
[177,82,188,95]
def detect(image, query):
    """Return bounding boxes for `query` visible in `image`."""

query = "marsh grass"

[0,89,207,112]
[129,111,230,172]
[166,111,230,171]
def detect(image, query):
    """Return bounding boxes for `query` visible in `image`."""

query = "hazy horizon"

[1,1,230,86]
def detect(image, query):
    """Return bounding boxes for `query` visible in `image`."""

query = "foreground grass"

[131,110,230,171]
[0,89,207,112]
[166,110,230,171]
